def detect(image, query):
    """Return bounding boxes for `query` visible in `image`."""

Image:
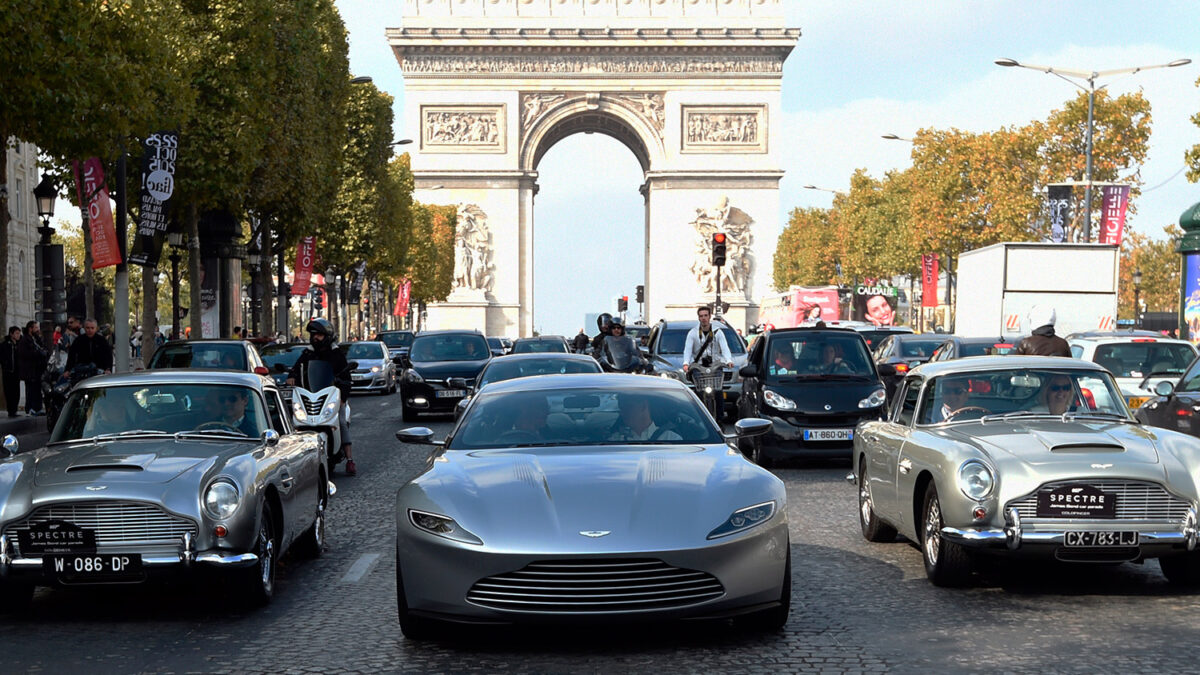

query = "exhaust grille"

[1006,480,1191,522]
[4,502,197,557]
[466,558,724,613]
[298,393,328,416]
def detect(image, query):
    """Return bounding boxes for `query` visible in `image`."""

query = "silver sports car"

[852,356,1200,586]
[394,373,788,639]
[0,371,329,608]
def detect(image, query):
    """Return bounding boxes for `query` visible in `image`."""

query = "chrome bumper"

[0,532,258,576]
[940,506,1200,551]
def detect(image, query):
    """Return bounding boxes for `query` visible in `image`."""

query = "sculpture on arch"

[453,204,495,293]
[689,196,754,297]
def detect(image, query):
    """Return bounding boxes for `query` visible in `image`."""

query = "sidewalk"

[0,413,45,439]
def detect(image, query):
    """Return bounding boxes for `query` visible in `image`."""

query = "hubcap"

[260,530,274,591]
[314,502,326,549]
[925,497,941,564]
[860,482,873,526]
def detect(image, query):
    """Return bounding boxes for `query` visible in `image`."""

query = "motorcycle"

[598,335,654,375]
[686,360,725,422]
[42,362,102,432]
[286,360,352,477]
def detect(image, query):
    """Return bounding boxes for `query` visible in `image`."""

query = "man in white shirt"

[682,305,733,373]
[609,395,682,442]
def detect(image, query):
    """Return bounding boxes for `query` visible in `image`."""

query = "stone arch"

[520,95,664,174]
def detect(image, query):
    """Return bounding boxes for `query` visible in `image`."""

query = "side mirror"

[261,429,280,446]
[1154,380,1176,397]
[732,418,771,438]
[739,364,758,378]
[395,427,443,446]
[3,434,17,457]
[876,363,897,377]
[447,377,468,390]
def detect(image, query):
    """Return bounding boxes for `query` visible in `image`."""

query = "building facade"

[5,139,40,331]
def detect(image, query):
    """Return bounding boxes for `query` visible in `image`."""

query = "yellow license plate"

[1127,396,1148,409]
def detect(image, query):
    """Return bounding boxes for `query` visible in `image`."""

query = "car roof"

[1068,332,1191,344]
[160,339,248,346]
[514,335,566,341]
[655,319,735,329]
[77,369,271,390]
[911,355,1107,378]
[484,353,598,364]
[477,372,687,395]
[767,325,860,335]
[412,329,483,337]
[852,325,914,333]
[887,333,948,341]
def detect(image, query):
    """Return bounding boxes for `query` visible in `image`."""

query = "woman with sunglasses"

[1038,374,1076,415]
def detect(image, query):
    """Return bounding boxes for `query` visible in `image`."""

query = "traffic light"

[711,232,727,266]
[635,284,644,304]
[618,296,628,312]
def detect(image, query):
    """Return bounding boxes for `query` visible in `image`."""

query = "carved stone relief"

[403,55,783,76]
[689,196,754,297]
[422,105,506,152]
[521,93,567,131]
[520,92,665,142]
[453,204,496,294]
[607,93,665,132]
[682,105,767,153]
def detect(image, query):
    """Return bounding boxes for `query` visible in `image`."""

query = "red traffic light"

[712,232,726,244]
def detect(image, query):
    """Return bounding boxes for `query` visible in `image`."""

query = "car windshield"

[1092,342,1196,378]
[487,337,503,349]
[961,341,1014,357]
[918,368,1129,425]
[260,345,307,370]
[409,334,489,362]
[512,339,567,354]
[346,342,385,360]
[378,332,414,349]
[858,330,911,350]
[898,339,948,359]
[50,384,269,442]
[478,358,601,387]
[656,327,746,355]
[765,333,875,379]
[149,343,247,370]
[451,387,724,449]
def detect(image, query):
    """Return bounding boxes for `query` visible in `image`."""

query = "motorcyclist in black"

[287,318,358,476]
[591,312,614,357]
[600,317,651,373]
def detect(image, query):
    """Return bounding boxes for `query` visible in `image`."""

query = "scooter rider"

[286,318,358,476]
[590,312,614,357]
[600,317,650,373]
[682,305,733,373]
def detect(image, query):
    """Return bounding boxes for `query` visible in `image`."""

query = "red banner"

[72,158,122,268]
[393,278,412,317]
[291,237,316,295]
[921,254,939,307]
[1099,185,1130,246]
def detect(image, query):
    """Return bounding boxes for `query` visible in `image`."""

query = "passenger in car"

[83,393,139,436]
[1037,375,1075,415]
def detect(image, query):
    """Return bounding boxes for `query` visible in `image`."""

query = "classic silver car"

[851,356,1200,587]
[394,374,787,639]
[0,371,330,607]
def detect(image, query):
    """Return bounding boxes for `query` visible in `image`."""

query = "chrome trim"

[182,532,194,565]
[1186,506,1199,551]
[2,434,17,457]
[0,534,10,575]
[1005,507,1022,550]
[844,471,857,486]
[194,552,259,567]
[6,550,257,569]
[942,526,1189,548]
[328,481,338,498]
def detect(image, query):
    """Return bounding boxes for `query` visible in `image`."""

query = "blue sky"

[335,1,1200,336]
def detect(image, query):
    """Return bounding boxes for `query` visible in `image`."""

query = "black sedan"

[453,352,603,419]
[510,336,571,354]
[1135,355,1200,437]
[736,326,891,465]
[399,330,490,421]
[871,333,950,399]
[259,343,310,386]
[927,336,1017,362]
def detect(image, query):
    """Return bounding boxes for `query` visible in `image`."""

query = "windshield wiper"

[981,411,1055,423]
[93,430,169,439]
[173,429,250,440]
[1065,411,1131,423]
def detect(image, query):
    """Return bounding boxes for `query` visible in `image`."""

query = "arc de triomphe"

[388,0,798,336]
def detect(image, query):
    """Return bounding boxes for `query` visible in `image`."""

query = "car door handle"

[280,472,294,489]
[898,458,913,475]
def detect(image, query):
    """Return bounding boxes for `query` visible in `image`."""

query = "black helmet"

[596,313,613,332]
[609,316,624,329]
[306,318,336,350]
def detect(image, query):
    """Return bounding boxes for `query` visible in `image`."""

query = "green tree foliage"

[405,203,456,304]
[1119,225,1182,318]
[773,207,835,288]
[1187,75,1200,183]
[370,154,415,280]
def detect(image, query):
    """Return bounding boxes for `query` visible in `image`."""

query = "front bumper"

[759,409,885,458]
[350,374,390,391]
[403,382,467,412]
[0,533,257,584]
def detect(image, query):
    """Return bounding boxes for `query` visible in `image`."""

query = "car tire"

[396,549,439,640]
[858,461,897,543]
[295,479,327,559]
[1159,552,1200,585]
[741,539,791,631]
[235,502,277,606]
[920,482,972,587]
[0,582,33,611]
[401,398,417,423]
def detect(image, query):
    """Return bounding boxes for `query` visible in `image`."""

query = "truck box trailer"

[955,242,1119,338]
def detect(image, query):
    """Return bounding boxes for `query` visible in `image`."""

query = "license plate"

[1063,531,1138,547]
[435,389,465,398]
[18,520,96,554]
[1036,483,1116,518]
[803,428,853,441]
[352,373,368,380]
[1127,396,1148,409]
[45,553,143,581]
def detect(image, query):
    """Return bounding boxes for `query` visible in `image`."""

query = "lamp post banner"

[394,278,411,317]
[1099,185,1130,247]
[1047,185,1073,243]
[71,158,122,268]
[920,254,939,307]
[128,131,179,266]
[292,237,316,296]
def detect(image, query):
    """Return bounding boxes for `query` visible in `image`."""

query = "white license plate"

[45,553,143,579]
[803,428,853,441]
[352,373,368,380]
[435,389,465,398]
[1063,531,1138,547]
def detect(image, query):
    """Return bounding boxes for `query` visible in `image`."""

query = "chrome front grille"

[467,559,724,613]
[1006,480,1192,522]
[4,502,197,557]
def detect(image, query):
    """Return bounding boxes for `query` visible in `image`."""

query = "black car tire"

[740,540,790,631]
[920,482,972,587]
[396,550,439,640]
[858,461,897,543]
[235,502,277,606]
[0,582,33,611]
[295,479,327,559]
[741,434,772,469]
[1159,552,1200,586]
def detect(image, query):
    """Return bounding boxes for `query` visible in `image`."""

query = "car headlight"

[404,369,424,384]
[204,480,240,520]
[957,461,994,500]
[762,388,797,411]
[708,501,776,539]
[858,388,887,409]
[408,509,482,545]
[370,366,380,373]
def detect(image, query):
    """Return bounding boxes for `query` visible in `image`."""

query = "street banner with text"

[128,131,179,266]
[394,279,412,317]
[291,237,316,296]
[1048,185,1073,243]
[72,158,122,268]
[921,254,939,307]
[1099,185,1131,247]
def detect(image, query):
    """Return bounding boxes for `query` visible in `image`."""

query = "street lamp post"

[1132,267,1143,329]
[247,243,261,337]
[167,231,185,339]
[995,56,1192,241]
[32,175,58,348]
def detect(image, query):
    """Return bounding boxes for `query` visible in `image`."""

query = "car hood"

[407,445,781,552]
[352,358,388,369]
[944,420,1163,470]
[410,359,489,379]
[31,437,259,488]
[766,378,883,414]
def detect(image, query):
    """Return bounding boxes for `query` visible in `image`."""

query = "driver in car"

[930,378,972,423]
[205,388,258,437]
[609,394,681,442]
[806,343,847,374]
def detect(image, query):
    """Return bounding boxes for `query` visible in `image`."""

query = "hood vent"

[67,463,145,472]
[1049,442,1125,453]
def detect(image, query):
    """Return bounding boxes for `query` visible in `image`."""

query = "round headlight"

[958,461,994,500]
[858,388,887,409]
[204,480,240,520]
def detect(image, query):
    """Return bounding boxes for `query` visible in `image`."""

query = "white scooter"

[287,360,352,477]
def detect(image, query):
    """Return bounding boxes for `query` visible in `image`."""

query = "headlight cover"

[858,388,887,409]
[204,480,241,520]
[707,501,776,539]
[408,509,483,545]
[404,369,424,384]
[370,365,381,373]
[958,461,995,500]
[762,388,797,411]
[291,397,306,420]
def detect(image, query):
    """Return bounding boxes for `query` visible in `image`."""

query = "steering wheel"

[944,406,992,421]
[497,429,541,444]
[194,421,242,434]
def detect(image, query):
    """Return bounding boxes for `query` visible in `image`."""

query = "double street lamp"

[994,56,1192,241]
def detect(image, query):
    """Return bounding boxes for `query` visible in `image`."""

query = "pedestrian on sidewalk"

[0,326,21,416]
[17,321,48,415]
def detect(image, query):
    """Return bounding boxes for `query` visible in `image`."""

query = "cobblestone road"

[4,392,1200,673]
